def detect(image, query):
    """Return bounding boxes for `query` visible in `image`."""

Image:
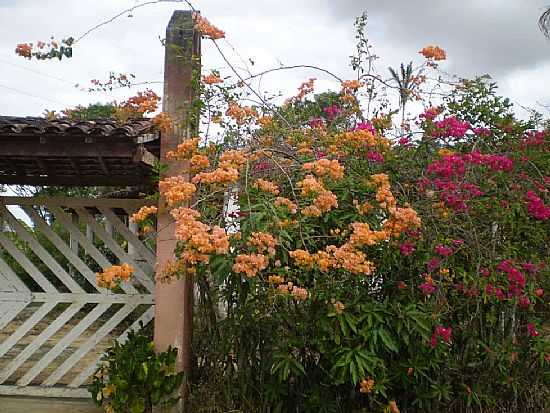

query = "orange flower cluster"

[293,78,316,101]
[156,258,186,283]
[332,299,345,314]
[353,199,372,215]
[247,232,277,256]
[253,178,280,195]
[291,286,308,301]
[159,176,196,206]
[290,245,374,276]
[275,197,298,214]
[258,115,273,128]
[15,43,32,58]
[171,207,229,270]
[232,253,269,278]
[330,129,389,153]
[268,275,285,284]
[341,79,364,94]
[328,244,375,275]
[193,167,239,185]
[96,264,133,289]
[130,206,158,223]
[194,13,225,40]
[371,173,397,210]
[190,154,210,172]
[349,222,390,247]
[275,282,309,301]
[419,45,447,61]
[166,138,200,161]
[219,149,247,170]
[302,190,338,217]
[152,112,172,134]
[202,73,223,85]
[122,89,160,114]
[359,378,375,394]
[193,149,246,185]
[297,174,325,196]
[382,206,421,236]
[226,103,257,125]
[303,159,344,180]
[370,174,421,235]
[388,401,400,413]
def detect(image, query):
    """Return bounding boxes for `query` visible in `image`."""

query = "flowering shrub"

[22,6,549,413]
[182,43,548,413]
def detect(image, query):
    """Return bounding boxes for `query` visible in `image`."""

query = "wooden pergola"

[0,10,199,412]
[0,117,160,187]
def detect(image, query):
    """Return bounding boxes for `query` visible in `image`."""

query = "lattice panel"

[0,197,156,398]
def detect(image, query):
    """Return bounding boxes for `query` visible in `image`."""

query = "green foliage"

[188,76,549,413]
[89,330,184,413]
[64,102,117,120]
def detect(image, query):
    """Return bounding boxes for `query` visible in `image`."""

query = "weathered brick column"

[154,10,200,412]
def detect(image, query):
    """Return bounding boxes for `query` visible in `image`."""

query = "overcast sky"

[1,0,550,118]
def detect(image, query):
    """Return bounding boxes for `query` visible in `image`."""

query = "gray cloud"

[1,0,550,119]
[321,0,550,78]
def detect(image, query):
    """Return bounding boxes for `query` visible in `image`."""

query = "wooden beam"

[0,173,152,186]
[0,141,139,158]
[0,196,156,208]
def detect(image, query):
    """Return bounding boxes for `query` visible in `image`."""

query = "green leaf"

[378,329,399,352]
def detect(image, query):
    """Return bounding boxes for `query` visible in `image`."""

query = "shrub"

[89,330,184,413]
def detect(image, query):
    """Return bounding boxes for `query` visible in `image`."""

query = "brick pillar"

[154,10,200,412]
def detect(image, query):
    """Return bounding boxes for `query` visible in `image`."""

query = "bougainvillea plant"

[21,4,549,413]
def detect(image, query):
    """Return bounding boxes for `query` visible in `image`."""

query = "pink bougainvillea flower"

[527,323,540,337]
[366,151,385,163]
[427,257,441,272]
[518,296,531,309]
[355,121,376,134]
[399,242,415,256]
[435,244,453,257]
[419,282,437,295]
[430,325,452,348]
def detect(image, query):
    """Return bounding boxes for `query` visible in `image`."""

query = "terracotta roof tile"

[0,116,155,138]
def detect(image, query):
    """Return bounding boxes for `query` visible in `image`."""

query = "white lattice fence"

[0,197,156,398]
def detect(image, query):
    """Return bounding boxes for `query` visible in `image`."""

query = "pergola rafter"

[0,117,160,187]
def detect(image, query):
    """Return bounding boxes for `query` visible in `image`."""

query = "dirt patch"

[0,396,102,413]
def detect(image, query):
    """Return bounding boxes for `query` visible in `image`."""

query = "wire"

[0,83,68,106]
[0,58,76,86]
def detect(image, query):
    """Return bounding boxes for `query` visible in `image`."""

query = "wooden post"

[154,10,200,413]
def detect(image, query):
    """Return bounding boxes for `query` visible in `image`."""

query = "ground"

[1,396,101,413]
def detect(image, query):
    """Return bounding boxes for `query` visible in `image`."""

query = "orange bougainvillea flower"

[226,103,258,125]
[130,206,158,223]
[274,197,298,214]
[193,13,225,40]
[388,401,400,413]
[341,79,364,94]
[359,378,375,394]
[202,72,223,85]
[166,138,200,161]
[253,178,280,196]
[419,45,447,61]
[248,232,277,256]
[152,112,172,134]
[159,176,196,206]
[232,254,269,278]
[97,263,133,289]
[15,43,32,59]
[303,159,344,180]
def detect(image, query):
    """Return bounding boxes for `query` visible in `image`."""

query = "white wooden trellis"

[0,196,156,398]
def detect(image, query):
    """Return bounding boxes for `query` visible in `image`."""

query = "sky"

[1,0,550,118]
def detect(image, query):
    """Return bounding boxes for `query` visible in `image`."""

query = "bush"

[89,330,184,413]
